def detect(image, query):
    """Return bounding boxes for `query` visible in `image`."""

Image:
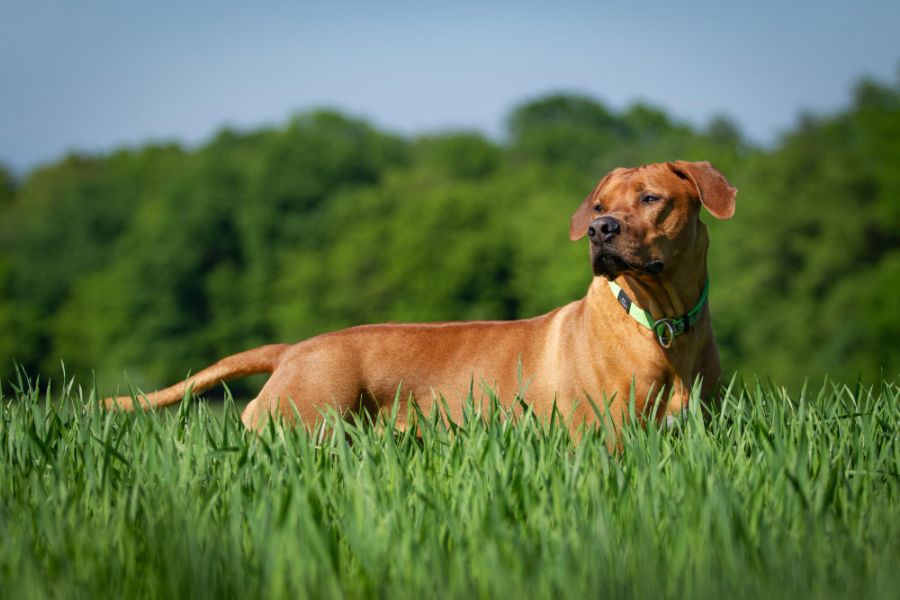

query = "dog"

[105,160,736,437]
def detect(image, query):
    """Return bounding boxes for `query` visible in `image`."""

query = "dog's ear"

[669,161,737,219]
[569,172,614,241]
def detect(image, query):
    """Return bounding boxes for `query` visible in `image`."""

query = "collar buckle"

[653,318,675,348]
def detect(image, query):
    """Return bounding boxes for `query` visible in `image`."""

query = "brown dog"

[105,161,736,436]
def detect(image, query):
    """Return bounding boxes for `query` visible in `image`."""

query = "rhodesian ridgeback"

[105,160,736,436]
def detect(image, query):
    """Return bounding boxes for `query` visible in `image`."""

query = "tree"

[1,76,898,392]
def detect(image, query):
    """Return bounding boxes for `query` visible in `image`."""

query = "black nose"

[588,217,621,242]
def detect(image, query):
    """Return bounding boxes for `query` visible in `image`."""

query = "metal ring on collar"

[653,318,675,348]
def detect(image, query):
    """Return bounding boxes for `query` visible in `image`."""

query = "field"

[1,375,898,599]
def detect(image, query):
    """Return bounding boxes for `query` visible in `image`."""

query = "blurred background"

[0,1,898,395]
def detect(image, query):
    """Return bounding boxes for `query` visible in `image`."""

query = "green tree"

[1,75,897,393]
[712,76,900,384]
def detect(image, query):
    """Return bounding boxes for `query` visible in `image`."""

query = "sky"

[1,0,898,174]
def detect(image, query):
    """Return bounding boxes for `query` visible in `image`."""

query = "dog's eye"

[593,204,602,212]
[641,194,662,204]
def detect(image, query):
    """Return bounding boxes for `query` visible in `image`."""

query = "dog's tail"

[103,344,290,411]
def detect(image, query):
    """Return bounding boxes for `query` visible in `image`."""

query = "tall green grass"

[1,373,898,599]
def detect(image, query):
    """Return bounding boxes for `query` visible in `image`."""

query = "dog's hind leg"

[239,371,345,432]
[239,342,369,431]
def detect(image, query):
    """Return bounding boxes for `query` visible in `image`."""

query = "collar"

[608,277,709,348]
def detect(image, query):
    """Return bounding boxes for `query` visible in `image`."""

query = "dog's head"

[569,161,736,278]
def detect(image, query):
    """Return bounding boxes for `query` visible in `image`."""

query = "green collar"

[608,277,709,348]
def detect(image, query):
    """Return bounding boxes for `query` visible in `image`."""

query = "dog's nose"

[588,217,621,242]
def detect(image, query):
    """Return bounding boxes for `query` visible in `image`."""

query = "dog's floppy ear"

[669,161,737,219]
[569,172,614,241]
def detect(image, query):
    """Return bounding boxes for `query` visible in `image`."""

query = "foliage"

[710,77,900,382]
[0,76,898,391]
[0,376,898,598]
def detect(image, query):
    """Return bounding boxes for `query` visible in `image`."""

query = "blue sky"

[1,0,897,173]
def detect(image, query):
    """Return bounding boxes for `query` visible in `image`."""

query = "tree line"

[0,74,897,395]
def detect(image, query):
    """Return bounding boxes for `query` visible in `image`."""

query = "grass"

[0,373,898,599]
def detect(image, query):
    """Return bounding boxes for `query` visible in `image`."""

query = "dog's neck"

[588,230,710,322]
[612,267,707,321]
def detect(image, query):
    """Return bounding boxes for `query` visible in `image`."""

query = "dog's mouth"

[592,248,664,278]
[592,252,630,278]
